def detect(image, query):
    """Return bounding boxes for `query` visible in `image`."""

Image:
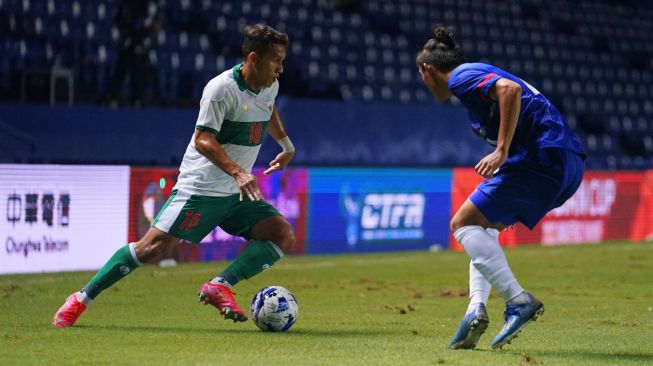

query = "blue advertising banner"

[307,168,452,254]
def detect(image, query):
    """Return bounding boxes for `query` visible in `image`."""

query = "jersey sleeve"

[195,85,231,134]
[449,67,502,99]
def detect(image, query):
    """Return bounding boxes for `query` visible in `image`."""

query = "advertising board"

[308,168,452,254]
[1,165,130,274]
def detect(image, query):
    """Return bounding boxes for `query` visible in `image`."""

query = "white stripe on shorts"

[152,189,192,233]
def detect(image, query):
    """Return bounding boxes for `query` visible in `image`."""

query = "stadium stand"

[1,0,652,169]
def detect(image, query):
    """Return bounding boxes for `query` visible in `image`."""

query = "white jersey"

[174,63,279,197]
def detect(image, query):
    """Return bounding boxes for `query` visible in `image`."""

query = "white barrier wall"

[0,165,130,274]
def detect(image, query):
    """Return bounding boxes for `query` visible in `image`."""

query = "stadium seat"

[0,0,651,169]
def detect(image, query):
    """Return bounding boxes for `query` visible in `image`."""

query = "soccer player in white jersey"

[53,24,297,327]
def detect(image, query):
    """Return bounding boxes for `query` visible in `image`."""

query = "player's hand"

[233,170,262,201]
[263,151,294,175]
[475,149,507,178]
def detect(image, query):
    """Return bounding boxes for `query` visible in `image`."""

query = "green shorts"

[152,189,281,243]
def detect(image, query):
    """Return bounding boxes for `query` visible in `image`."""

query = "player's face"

[256,44,286,87]
[418,64,450,101]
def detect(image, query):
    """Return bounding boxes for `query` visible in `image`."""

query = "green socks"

[82,244,143,299]
[81,241,282,300]
[218,240,284,286]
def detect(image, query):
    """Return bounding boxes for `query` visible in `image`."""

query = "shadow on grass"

[74,324,399,337]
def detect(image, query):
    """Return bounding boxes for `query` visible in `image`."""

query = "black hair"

[416,25,465,72]
[242,24,289,59]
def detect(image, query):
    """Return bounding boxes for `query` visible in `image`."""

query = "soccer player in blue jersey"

[416,26,585,349]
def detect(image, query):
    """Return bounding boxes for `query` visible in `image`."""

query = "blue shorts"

[469,148,585,229]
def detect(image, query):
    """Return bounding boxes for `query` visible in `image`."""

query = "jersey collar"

[447,63,466,90]
[232,63,261,95]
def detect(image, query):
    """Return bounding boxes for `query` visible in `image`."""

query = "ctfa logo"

[340,189,426,246]
[360,193,425,229]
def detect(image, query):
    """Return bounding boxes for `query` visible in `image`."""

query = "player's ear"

[420,63,434,76]
[246,51,257,64]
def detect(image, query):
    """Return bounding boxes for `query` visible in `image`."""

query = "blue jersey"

[448,63,585,160]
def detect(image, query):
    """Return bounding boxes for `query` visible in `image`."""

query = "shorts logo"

[180,210,201,232]
[120,265,130,275]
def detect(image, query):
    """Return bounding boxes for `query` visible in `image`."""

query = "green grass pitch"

[1,242,652,365]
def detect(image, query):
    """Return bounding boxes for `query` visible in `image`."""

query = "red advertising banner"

[450,168,653,250]
[128,168,178,243]
[128,167,308,262]
[631,171,653,241]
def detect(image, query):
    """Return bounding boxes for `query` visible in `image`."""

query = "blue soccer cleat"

[491,292,544,349]
[449,303,490,349]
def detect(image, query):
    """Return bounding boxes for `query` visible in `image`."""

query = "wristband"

[278,136,295,153]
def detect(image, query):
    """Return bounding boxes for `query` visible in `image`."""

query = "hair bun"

[432,25,456,49]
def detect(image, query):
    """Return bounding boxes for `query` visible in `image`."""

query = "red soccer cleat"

[198,282,248,322]
[52,293,87,328]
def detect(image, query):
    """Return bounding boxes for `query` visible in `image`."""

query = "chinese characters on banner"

[0,165,129,274]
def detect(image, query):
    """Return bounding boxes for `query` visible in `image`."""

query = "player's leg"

[462,156,571,347]
[469,227,499,312]
[216,215,293,286]
[449,268,490,349]
[53,188,205,328]
[140,191,248,322]
[452,197,544,349]
[452,199,527,305]
[448,199,508,348]
[200,199,294,322]
[449,255,493,349]
[52,228,178,328]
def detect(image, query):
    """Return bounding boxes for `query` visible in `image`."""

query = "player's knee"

[134,237,169,264]
[450,217,464,233]
[274,225,295,254]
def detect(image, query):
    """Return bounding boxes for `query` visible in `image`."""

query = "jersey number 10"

[249,122,264,144]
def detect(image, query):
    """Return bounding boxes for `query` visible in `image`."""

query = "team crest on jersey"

[242,104,249,112]
[268,104,273,112]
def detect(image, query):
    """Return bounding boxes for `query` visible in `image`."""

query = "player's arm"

[475,78,522,178]
[263,106,295,175]
[195,130,262,201]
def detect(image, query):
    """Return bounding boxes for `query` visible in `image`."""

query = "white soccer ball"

[250,286,298,332]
